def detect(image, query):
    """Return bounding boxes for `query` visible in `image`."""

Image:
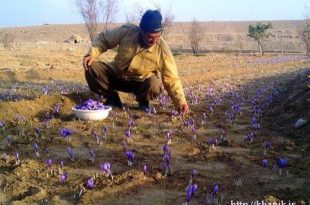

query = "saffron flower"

[125,150,135,166]
[264,141,272,155]
[92,130,102,145]
[102,126,108,139]
[6,135,12,146]
[75,99,109,110]
[89,149,96,163]
[87,177,95,189]
[60,128,72,140]
[208,138,218,151]
[15,152,20,165]
[262,159,268,168]
[245,132,255,144]
[100,162,113,179]
[42,86,49,95]
[162,144,171,176]
[143,163,147,175]
[186,183,198,204]
[277,158,288,175]
[124,129,132,143]
[46,158,52,168]
[34,128,41,137]
[33,143,40,157]
[166,130,173,144]
[59,160,64,169]
[66,147,75,161]
[60,172,68,182]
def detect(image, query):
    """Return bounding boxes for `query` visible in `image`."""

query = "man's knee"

[146,75,162,93]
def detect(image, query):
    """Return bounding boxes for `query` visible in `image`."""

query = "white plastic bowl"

[72,106,112,120]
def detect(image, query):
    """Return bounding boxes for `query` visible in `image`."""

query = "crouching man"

[83,10,189,114]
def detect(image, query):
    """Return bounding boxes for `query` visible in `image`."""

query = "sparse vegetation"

[187,19,205,54]
[299,19,310,57]
[1,33,14,50]
[248,22,272,55]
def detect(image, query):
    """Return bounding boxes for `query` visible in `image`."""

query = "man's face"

[141,31,161,47]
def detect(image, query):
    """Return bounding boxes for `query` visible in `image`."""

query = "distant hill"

[0,20,306,53]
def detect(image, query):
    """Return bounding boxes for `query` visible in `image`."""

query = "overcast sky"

[0,0,309,27]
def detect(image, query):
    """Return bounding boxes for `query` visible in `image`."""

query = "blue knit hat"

[139,10,162,33]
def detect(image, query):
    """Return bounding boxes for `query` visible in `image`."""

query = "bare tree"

[1,33,14,50]
[299,8,310,57]
[100,0,118,31]
[76,0,100,41]
[187,19,205,54]
[154,3,174,38]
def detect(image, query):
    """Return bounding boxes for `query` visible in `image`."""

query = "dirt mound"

[269,70,310,135]
[267,69,309,146]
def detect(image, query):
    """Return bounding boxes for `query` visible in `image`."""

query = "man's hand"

[178,102,190,116]
[83,55,94,71]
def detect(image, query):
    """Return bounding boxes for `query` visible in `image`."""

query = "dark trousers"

[85,61,162,103]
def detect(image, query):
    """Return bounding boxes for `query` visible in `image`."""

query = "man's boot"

[104,93,124,109]
[138,100,150,111]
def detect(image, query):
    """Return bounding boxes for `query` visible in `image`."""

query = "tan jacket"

[87,24,186,107]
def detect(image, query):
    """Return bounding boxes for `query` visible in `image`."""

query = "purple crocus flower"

[124,129,131,142]
[162,144,171,176]
[87,178,95,189]
[262,159,268,168]
[163,144,169,153]
[166,130,173,144]
[100,162,113,179]
[191,169,198,178]
[0,121,5,132]
[125,150,135,166]
[264,141,272,155]
[208,138,218,145]
[46,158,52,168]
[186,183,198,203]
[214,97,222,105]
[34,128,41,137]
[264,141,272,149]
[33,143,40,157]
[59,160,64,169]
[208,138,218,150]
[6,135,12,146]
[212,183,219,198]
[42,86,49,95]
[277,158,288,168]
[0,121,4,128]
[60,128,72,139]
[226,111,235,124]
[245,132,255,144]
[208,104,214,114]
[92,130,102,145]
[52,103,61,115]
[170,109,179,117]
[252,116,261,129]
[102,126,108,139]
[143,164,147,175]
[277,158,288,175]
[89,149,95,163]
[60,172,68,182]
[66,146,75,161]
[15,152,20,165]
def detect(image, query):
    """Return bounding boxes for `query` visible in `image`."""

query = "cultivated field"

[0,23,309,205]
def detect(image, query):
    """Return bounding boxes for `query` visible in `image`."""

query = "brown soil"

[0,44,309,204]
